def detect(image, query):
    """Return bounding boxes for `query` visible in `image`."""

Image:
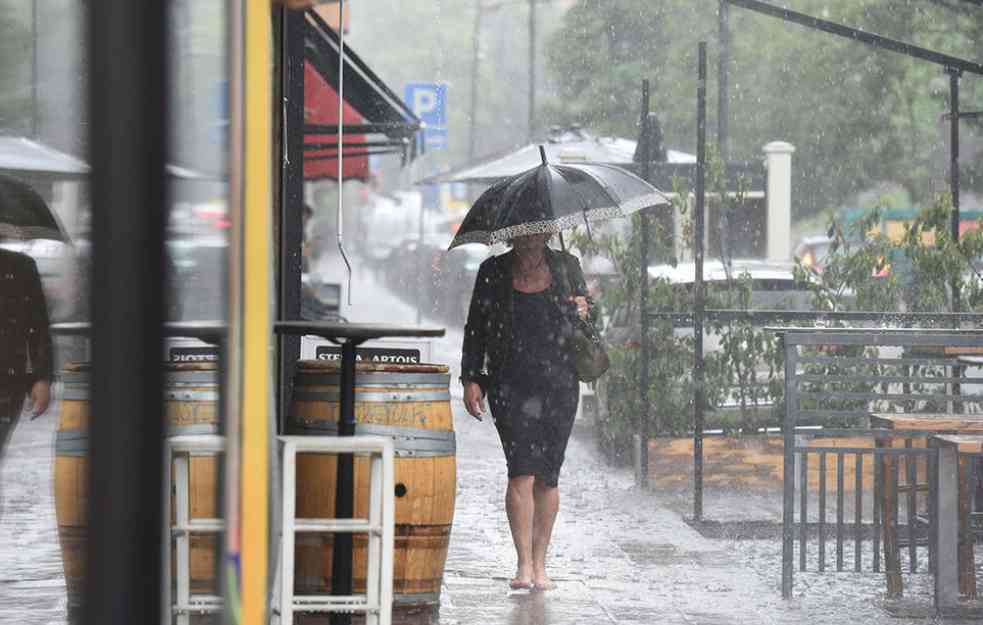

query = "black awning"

[304,10,421,141]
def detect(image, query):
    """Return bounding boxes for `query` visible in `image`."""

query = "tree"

[544,0,983,221]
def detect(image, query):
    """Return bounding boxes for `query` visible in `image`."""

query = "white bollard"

[764,141,796,263]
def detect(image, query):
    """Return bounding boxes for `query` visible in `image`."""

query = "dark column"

[279,8,305,433]
[331,340,359,625]
[85,1,168,624]
[694,42,708,523]
[949,68,961,312]
[639,80,652,489]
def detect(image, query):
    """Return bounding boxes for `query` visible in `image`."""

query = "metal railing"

[776,328,983,599]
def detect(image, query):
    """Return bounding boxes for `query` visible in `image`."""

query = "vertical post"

[85,1,167,624]
[694,42,707,523]
[468,1,483,162]
[935,441,959,610]
[331,340,358,625]
[781,335,795,598]
[279,8,305,434]
[717,0,729,161]
[948,68,961,312]
[31,0,39,139]
[764,141,795,263]
[528,0,536,141]
[639,80,651,489]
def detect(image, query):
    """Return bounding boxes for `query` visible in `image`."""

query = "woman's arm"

[460,261,492,388]
[567,254,599,326]
[24,256,53,384]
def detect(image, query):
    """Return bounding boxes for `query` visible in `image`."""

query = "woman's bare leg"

[506,475,536,587]
[531,478,559,589]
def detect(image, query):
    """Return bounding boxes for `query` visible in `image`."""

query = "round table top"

[51,321,228,344]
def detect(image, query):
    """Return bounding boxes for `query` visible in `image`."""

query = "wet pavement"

[2,266,983,624]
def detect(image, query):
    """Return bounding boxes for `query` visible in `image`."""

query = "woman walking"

[460,232,595,591]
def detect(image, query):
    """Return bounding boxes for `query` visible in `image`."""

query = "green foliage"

[546,0,983,220]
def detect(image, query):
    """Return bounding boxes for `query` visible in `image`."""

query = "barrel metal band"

[288,421,456,457]
[55,424,219,455]
[293,391,449,403]
[62,388,219,402]
[295,373,450,386]
[393,592,440,606]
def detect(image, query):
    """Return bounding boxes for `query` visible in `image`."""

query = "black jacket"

[460,247,597,391]
[0,249,52,394]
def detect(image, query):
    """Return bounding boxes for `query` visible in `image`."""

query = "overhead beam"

[725,0,983,75]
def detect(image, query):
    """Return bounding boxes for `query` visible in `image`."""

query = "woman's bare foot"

[510,565,534,590]
[532,574,556,591]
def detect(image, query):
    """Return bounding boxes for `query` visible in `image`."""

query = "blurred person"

[460,232,596,591]
[0,247,53,511]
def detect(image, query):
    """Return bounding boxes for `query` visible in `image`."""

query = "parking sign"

[404,82,448,151]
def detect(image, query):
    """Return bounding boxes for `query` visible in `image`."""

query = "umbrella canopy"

[0,137,219,180]
[0,174,68,241]
[418,128,695,185]
[448,146,669,249]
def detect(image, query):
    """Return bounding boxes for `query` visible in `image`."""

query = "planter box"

[648,434,884,492]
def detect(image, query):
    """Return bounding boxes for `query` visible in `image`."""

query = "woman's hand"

[570,296,589,321]
[29,380,50,419]
[463,382,486,421]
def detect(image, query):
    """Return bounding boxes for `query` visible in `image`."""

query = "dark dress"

[488,286,579,488]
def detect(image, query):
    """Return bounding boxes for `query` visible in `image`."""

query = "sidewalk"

[438,399,967,625]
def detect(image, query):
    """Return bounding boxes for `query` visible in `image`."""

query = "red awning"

[303,60,370,181]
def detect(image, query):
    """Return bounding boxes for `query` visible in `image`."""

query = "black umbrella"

[0,174,68,242]
[448,146,669,249]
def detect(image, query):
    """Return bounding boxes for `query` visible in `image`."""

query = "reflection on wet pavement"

[0,397,67,625]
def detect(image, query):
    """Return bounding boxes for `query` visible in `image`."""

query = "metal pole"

[528,0,536,141]
[85,0,167,623]
[949,68,961,312]
[639,80,651,489]
[468,0,483,162]
[717,0,729,161]
[31,0,38,139]
[331,339,359,625]
[279,7,304,437]
[694,42,708,523]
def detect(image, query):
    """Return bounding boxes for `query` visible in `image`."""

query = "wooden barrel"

[55,362,221,615]
[289,361,456,607]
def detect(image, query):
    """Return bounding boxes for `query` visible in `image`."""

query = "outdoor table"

[929,434,983,610]
[273,321,444,620]
[51,320,228,345]
[870,414,983,598]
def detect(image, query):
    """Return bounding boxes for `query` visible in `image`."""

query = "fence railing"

[775,328,983,599]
